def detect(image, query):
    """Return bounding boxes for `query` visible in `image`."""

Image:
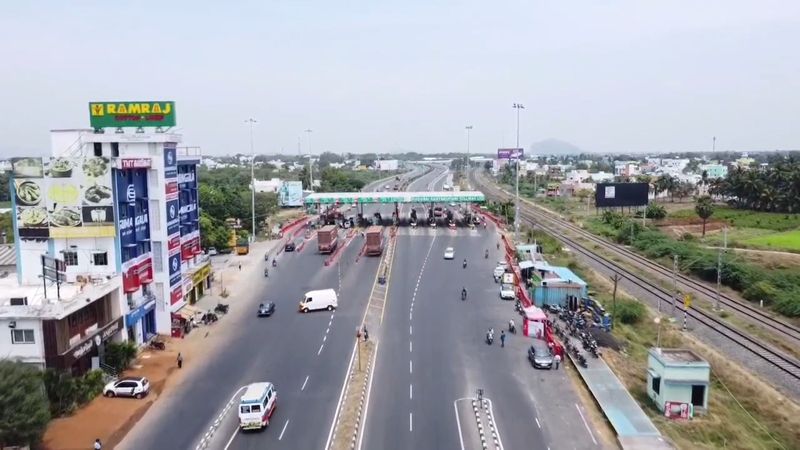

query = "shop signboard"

[114,158,152,170]
[126,299,156,328]
[168,234,181,253]
[11,157,115,240]
[192,263,212,285]
[164,144,178,178]
[89,101,176,129]
[58,317,124,368]
[170,285,183,305]
[178,170,196,185]
[664,401,693,420]
[279,181,304,207]
[181,239,194,261]
[168,252,181,277]
[41,255,66,282]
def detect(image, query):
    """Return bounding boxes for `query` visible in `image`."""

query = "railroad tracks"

[474,172,800,382]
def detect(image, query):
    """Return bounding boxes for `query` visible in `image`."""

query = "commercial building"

[0,102,212,375]
[374,159,399,171]
[647,348,710,417]
[699,163,728,179]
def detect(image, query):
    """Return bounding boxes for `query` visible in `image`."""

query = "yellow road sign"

[684,294,692,309]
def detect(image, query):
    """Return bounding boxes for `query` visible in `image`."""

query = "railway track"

[474,173,800,382]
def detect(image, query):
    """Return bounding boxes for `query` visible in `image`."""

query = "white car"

[104,376,150,399]
[500,284,516,300]
[207,247,218,256]
[444,247,455,260]
[493,266,506,281]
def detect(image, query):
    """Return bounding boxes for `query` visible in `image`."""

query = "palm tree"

[695,196,715,236]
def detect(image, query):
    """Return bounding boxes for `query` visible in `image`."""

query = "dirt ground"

[42,335,203,450]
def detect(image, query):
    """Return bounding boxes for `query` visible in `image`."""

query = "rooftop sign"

[89,101,176,129]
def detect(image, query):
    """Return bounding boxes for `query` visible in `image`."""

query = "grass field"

[743,229,800,252]
[669,206,800,232]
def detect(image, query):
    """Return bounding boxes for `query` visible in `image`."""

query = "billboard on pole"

[279,181,303,206]
[595,183,649,207]
[89,101,176,129]
[497,148,524,160]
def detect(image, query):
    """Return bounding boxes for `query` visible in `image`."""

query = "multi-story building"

[698,163,728,180]
[0,102,212,374]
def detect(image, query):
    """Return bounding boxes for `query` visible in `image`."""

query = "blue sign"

[114,168,151,262]
[168,253,181,277]
[164,144,178,178]
[125,300,156,328]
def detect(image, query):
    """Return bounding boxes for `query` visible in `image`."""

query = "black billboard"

[595,183,649,207]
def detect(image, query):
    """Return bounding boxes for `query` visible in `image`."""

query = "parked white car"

[104,376,150,399]
[500,284,516,300]
[443,247,455,260]
[493,266,506,281]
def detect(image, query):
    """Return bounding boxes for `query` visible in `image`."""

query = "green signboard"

[304,192,485,205]
[89,101,176,129]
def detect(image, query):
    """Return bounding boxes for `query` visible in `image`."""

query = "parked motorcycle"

[149,340,165,351]
[577,354,588,368]
[202,312,219,324]
[508,323,516,334]
[214,303,229,314]
[486,330,495,345]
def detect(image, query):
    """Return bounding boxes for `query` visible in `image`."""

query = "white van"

[299,288,338,313]
[238,382,277,430]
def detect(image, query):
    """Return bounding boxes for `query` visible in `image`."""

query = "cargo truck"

[364,226,384,256]
[317,225,339,254]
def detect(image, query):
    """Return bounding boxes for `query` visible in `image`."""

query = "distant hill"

[529,139,582,155]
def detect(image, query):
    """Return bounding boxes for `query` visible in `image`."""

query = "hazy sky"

[1,1,799,156]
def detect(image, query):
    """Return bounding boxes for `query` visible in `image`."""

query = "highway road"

[362,171,605,449]
[116,167,443,450]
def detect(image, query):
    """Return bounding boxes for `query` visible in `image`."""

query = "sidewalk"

[42,237,286,450]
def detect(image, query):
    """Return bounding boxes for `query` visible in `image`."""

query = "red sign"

[170,285,184,305]
[122,256,154,293]
[168,234,181,253]
[192,237,202,255]
[182,240,194,261]
[165,181,179,198]
[664,402,692,420]
[138,258,153,284]
[117,158,152,169]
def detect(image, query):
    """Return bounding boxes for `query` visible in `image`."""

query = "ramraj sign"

[89,101,176,129]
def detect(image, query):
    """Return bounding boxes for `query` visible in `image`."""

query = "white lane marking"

[325,340,359,450]
[486,398,506,450]
[453,399,468,450]
[222,427,238,450]
[575,403,598,445]
[278,419,290,440]
[409,360,413,374]
[301,375,309,391]
[326,327,330,334]
[318,343,325,355]
[409,341,413,353]
[357,339,380,450]
[409,412,413,432]
[535,417,541,428]
[199,385,247,450]
[409,383,413,399]
[409,325,412,335]
[323,335,327,342]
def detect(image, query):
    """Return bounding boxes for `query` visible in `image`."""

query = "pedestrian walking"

[94,438,102,449]
[554,353,561,370]
[238,263,242,271]
[177,352,183,369]
[500,330,506,347]
[363,326,369,341]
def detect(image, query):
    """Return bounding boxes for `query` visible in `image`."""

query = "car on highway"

[500,283,516,300]
[103,376,150,399]
[258,302,275,317]
[528,339,554,369]
[238,382,277,430]
[284,241,296,252]
[299,288,338,313]
[443,247,455,259]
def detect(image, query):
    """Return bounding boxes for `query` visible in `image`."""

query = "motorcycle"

[215,303,229,314]
[486,332,494,345]
[264,268,269,278]
[462,260,467,269]
[202,312,219,324]
[577,354,588,368]
[508,323,516,334]
[149,340,166,351]
[272,259,277,268]
[485,250,489,259]
[461,290,467,301]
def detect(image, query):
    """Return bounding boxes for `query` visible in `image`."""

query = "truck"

[317,225,339,254]
[364,226,384,256]
[236,238,250,255]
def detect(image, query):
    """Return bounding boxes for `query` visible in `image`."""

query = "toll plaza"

[304,191,486,227]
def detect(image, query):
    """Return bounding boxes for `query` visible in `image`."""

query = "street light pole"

[512,103,525,242]
[305,129,313,190]
[465,125,473,176]
[245,118,257,241]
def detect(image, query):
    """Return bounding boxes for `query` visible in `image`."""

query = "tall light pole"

[305,129,313,190]
[245,118,257,241]
[465,125,473,175]
[512,103,525,242]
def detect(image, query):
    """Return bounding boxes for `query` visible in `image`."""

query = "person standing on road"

[500,330,506,347]
[238,263,242,271]
[94,438,102,449]
[554,353,561,370]
[177,353,183,369]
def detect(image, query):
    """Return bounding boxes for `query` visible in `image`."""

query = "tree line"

[710,157,800,213]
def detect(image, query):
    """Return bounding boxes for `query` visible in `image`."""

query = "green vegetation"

[103,341,138,373]
[596,211,800,317]
[0,212,14,244]
[614,298,646,324]
[743,229,800,252]
[694,196,715,236]
[0,360,51,448]
[710,156,800,213]
[668,206,800,232]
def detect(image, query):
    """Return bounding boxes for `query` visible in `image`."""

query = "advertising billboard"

[279,181,304,207]
[11,157,115,240]
[497,148,524,160]
[114,167,153,293]
[89,101,176,129]
[595,182,649,208]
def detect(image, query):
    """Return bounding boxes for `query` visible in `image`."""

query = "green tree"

[695,195,715,236]
[0,212,14,244]
[0,360,51,447]
[645,203,667,219]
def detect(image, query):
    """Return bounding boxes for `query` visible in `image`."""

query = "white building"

[253,178,283,193]
[374,159,399,171]
[614,162,641,177]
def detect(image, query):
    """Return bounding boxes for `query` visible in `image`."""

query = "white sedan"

[444,247,455,260]
[500,284,516,300]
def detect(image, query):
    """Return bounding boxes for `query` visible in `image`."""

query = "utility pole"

[512,103,525,242]
[465,125,473,176]
[305,129,313,190]
[245,118,257,241]
[715,227,727,311]
[712,136,716,152]
[670,254,678,316]
[610,273,622,330]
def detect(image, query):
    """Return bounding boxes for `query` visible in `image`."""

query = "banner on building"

[497,148,524,160]
[279,181,304,207]
[89,101,176,129]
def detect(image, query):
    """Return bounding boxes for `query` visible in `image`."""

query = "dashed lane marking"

[301,375,309,391]
[318,343,325,355]
[278,419,290,440]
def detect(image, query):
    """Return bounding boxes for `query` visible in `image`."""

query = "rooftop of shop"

[650,348,709,366]
[0,274,121,320]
